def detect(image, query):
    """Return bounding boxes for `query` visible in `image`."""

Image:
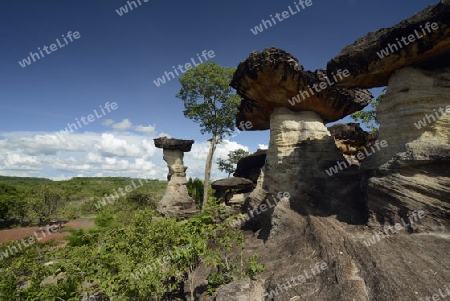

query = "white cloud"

[102,119,115,126]
[184,140,249,181]
[158,132,171,138]
[134,125,156,135]
[97,133,141,157]
[0,128,251,181]
[86,153,103,164]
[258,144,268,150]
[112,119,132,131]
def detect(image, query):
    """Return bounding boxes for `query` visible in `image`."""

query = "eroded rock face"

[327,1,450,88]
[363,66,450,230]
[153,138,198,219]
[328,123,378,165]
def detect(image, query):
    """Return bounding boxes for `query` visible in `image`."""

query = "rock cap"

[211,177,254,190]
[327,1,450,88]
[153,136,194,152]
[230,47,372,130]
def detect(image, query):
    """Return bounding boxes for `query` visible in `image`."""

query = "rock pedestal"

[259,108,365,239]
[153,137,199,219]
[362,66,450,230]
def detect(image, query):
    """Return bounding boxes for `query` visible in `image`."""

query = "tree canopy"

[176,61,241,209]
[217,149,250,177]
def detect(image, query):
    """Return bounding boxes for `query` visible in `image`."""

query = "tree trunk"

[202,134,217,210]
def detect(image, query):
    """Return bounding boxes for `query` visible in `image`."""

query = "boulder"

[215,279,265,301]
[233,149,267,183]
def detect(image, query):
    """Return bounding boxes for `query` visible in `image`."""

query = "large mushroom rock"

[230,48,372,239]
[362,66,450,230]
[153,137,198,219]
[328,123,378,165]
[230,47,372,130]
[327,0,450,88]
[233,149,267,183]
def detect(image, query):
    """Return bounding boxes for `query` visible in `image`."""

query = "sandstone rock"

[327,1,450,88]
[362,66,450,230]
[259,108,366,239]
[328,123,378,165]
[215,279,265,301]
[233,149,267,183]
[230,47,372,129]
[154,137,199,219]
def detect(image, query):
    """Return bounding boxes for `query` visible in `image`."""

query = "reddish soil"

[0,221,95,244]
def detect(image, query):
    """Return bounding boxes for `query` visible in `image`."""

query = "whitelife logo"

[250,0,313,35]
[376,22,439,58]
[94,177,153,209]
[115,0,149,16]
[152,50,216,87]
[55,102,118,140]
[325,140,388,176]
[18,31,81,68]
[288,69,350,106]
[0,224,61,261]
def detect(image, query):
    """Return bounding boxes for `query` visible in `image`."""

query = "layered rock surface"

[260,109,366,239]
[153,137,198,218]
[362,66,450,230]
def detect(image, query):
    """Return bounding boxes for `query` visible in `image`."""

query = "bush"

[186,178,204,208]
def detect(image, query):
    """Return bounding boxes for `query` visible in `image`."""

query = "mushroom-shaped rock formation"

[327,0,450,88]
[328,123,378,165]
[211,177,254,200]
[230,47,372,130]
[233,149,267,183]
[153,137,199,218]
[230,48,372,239]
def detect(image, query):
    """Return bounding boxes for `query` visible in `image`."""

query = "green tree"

[217,149,250,177]
[186,178,204,208]
[176,61,241,210]
[31,185,64,224]
[0,182,17,219]
[351,87,386,131]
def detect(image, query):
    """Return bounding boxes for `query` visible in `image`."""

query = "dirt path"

[0,220,95,244]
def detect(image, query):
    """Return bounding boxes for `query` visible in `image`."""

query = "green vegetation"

[351,88,386,132]
[176,61,242,210]
[0,176,265,300]
[217,149,250,177]
[0,176,167,228]
[186,177,204,208]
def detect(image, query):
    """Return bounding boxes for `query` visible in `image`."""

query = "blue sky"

[0,0,437,181]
